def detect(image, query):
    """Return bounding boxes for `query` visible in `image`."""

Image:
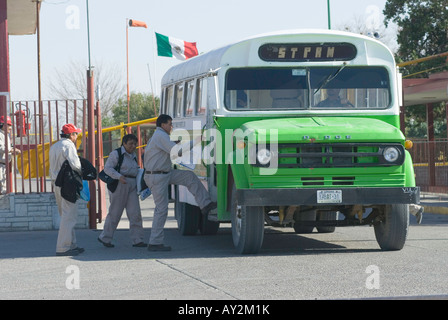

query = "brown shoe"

[132,242,147,247]
[98,237,114,248]
[56,249,79,256]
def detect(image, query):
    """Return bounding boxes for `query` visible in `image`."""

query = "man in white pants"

[49,123,83,256]
[144,115,216,251]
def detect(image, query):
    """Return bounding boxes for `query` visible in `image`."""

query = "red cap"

[62,123,82,134]
[0,116,12,126]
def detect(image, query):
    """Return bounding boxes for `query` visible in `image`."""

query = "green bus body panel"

[404,150,416,187]
[215,115,413,221]
[241,116,404,143]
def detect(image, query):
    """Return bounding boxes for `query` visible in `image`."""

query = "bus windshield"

[224,66,391,110]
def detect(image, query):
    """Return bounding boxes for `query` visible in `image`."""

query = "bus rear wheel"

[293,210,316,234]
[374,204,409,251]
[175,187,200,235]
[199,213,220,235]
[316,211,337,233]
[230,184,264,254]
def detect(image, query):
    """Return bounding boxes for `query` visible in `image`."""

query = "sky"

[8,0,396,102]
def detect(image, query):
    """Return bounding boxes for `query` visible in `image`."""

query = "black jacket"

[80,157,97,181]
[55,157,97,203]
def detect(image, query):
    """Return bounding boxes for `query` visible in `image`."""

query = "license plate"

[317,190,342,203]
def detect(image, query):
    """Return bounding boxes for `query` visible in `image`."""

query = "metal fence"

[5,100,88,194]
[3,99,156,227]
[5,99,155,193]
[409,139,448,193]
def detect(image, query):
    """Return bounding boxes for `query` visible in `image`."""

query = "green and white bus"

[160,29,420,254]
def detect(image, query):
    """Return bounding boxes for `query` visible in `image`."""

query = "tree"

[47,60,124,122]
[110,92,159,126]
[102,92,159,154]
[384,1,448,139]
[404,103,447,139]
[383,0,448,77]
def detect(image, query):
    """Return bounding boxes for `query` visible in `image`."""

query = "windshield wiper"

[313,62,347,95]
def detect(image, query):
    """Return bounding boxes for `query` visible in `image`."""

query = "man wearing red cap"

[0,116,21,194]
[49,123,84,256]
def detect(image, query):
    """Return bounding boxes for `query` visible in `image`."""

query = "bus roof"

[161,29,392,87]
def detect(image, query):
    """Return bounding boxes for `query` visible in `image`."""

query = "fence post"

[87,69,97,229]
[96,99,106,222]
[427,103,436,187]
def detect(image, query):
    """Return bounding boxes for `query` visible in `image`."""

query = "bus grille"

[254,143,405,168]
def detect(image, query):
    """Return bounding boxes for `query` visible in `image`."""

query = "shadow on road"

[0,223,385,261]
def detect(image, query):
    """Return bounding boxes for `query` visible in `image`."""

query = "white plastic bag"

[136,168,151,200]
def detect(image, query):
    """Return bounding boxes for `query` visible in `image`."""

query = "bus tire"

[374,204,409,251]
[199,213,220,235]
[175,189,200,235]
[230,184,264,254]
[293,210,316,234]
[316,211,337,233]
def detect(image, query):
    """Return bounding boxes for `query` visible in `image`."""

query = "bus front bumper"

[236,187,420,206]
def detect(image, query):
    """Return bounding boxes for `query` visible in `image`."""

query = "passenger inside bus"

[315,88,354,108]
[237,90,248,108]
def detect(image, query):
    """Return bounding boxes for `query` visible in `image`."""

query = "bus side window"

[165,86,174,115]
[196,78,207,115]
[174,83,184,118]
[207,76,217,111]
[160,89,166,114]
[185,80,195,117]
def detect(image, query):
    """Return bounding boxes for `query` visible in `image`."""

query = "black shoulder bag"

[98,148,124,193]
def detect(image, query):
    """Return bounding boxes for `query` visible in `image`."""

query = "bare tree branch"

[46,60,124,119]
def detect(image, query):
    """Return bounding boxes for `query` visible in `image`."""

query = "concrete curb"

[421,205,448,215]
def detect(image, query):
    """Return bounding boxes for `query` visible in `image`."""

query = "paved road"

[0,195,447,301]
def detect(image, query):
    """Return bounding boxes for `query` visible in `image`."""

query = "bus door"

[204,75,219,203]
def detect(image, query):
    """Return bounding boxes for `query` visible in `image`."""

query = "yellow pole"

[120,122,125,140]
[398,51,448,67]
[80,116,157,137]
[103,117,157,133]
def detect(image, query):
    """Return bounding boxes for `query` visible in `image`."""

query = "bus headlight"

[257,148,271,165]
[383,146,400,162]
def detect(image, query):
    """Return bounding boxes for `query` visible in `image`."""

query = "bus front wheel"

[374,204,409,251]
[230,185,264,254]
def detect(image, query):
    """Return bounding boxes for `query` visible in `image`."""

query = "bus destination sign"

[259,43,357,62]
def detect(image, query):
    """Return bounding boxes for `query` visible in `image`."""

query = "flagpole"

[126,18,130,128]
[147,63,157,116]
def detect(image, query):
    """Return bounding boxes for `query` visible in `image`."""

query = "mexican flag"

[155,32,198,61]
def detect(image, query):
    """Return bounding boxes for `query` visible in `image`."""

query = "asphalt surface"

[0,192,447,301]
